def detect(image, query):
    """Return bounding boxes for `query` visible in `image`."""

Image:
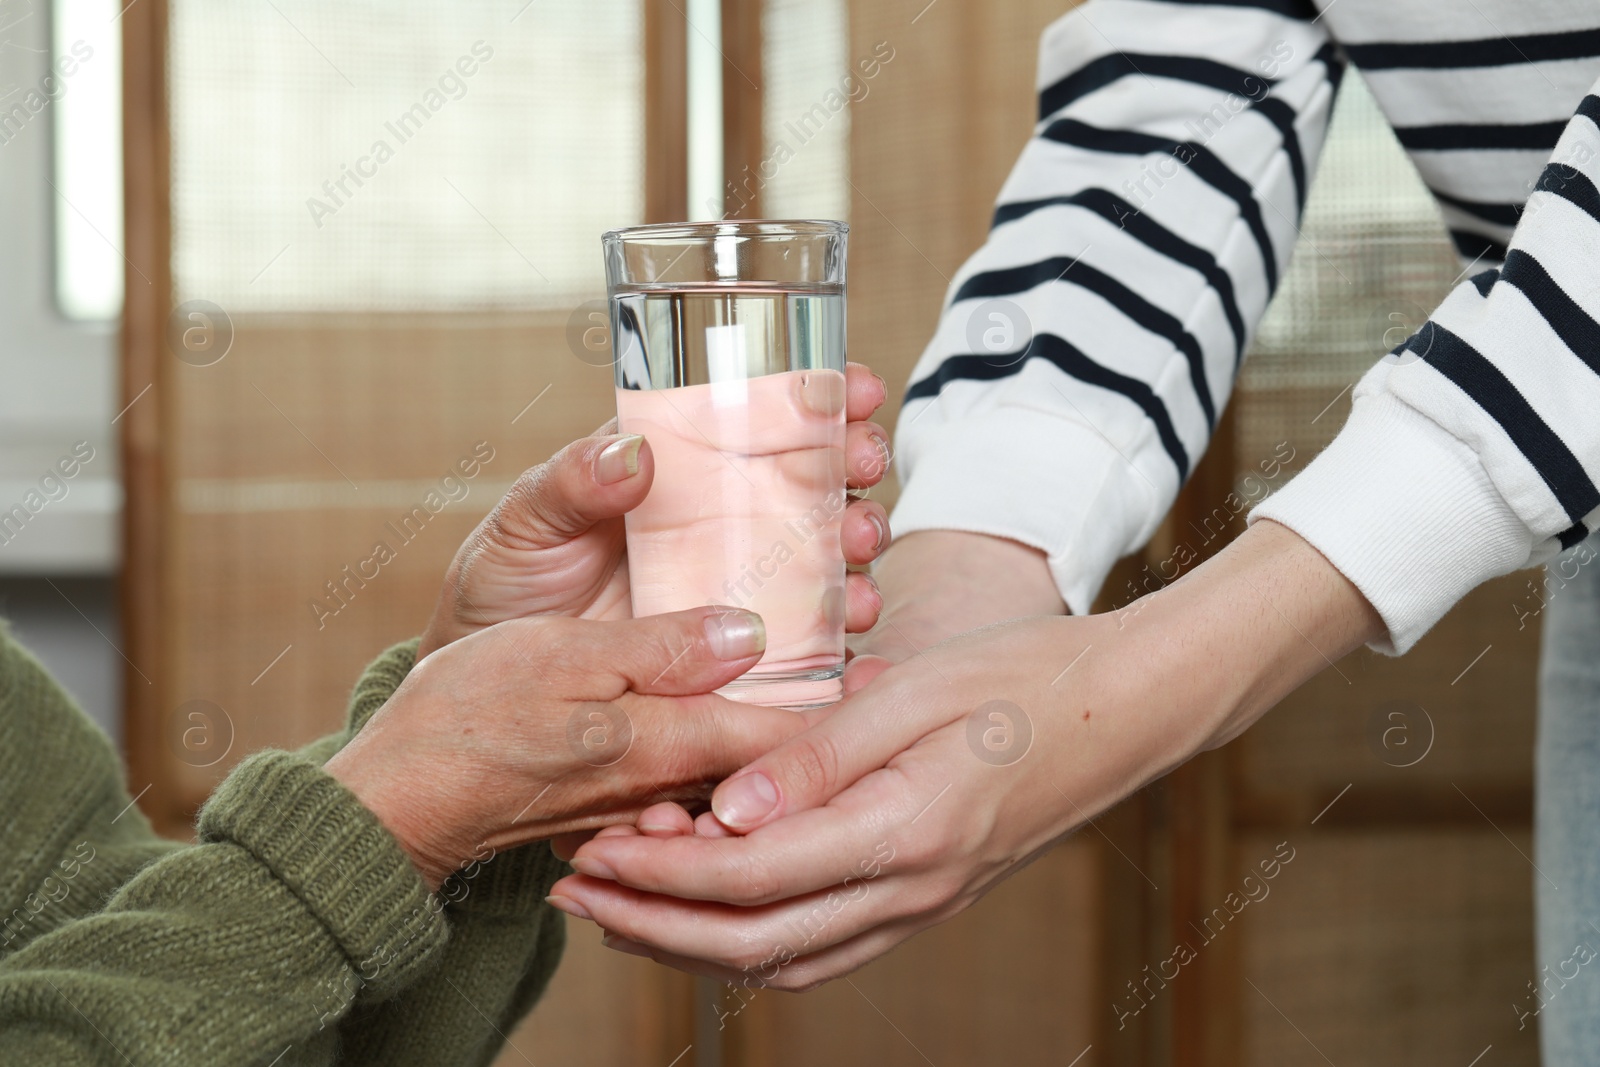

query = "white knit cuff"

[1250,392,1533,655]
[889,406,1164,614]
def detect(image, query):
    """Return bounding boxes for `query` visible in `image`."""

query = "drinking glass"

[603,220,848,709]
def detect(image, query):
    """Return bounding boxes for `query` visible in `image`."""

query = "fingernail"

[570,856,616,881]
[596,435,644,485]
[713,772,778,828]
[705,610,766,660]
[863,574,884,611]
[545,894,594,921]
[866,512,889,552]
[602,934,652,958]
[872,372,887,396]
[800,370,846,417]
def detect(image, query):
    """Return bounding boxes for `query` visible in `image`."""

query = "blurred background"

[0,0,1541,1063]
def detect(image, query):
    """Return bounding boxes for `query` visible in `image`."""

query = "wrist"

[863,530,1066,659]
[325,733,459,892]
[1139,520,1384,748]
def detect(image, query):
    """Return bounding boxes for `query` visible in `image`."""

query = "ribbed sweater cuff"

[1251,392,1533,655]
[197,750,448,1000]
[443,843,571,916]
[891,406,1163,614]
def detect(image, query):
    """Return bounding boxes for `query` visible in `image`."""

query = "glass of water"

[603,220,848,709]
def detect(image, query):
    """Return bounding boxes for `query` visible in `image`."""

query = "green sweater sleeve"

[321,641,571,1067]
[0,629,568,1065]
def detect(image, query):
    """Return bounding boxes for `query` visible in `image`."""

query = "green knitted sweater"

[0,626,569,1065]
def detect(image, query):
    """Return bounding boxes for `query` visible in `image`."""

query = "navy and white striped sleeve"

[890,0,1343,614]
[1255,85,1600,653]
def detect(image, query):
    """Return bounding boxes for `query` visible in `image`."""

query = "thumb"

[532,606,769,698]
[490,430,654,548]
[709,668,913,832]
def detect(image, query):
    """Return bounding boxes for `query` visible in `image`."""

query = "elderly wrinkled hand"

[418,361,894,659]
[326,605,834,890]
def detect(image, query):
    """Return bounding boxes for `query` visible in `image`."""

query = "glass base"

[718,664,843,710]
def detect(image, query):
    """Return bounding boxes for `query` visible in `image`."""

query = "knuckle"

[668,708,726,777]
[648,625,692,674]
[777,733,843,802]
[440,551,480,619]
[486,464,553,541]
[899,820,985,887]
[510,461,552,503]
[936,811,988,861]
[631,628,699,698]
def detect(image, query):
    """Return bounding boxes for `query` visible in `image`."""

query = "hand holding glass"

[604,221,848,709]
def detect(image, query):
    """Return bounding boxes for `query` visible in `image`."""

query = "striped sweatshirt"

[891,0,1600,653]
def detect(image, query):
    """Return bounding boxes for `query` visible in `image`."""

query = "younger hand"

[547,614,1141,988]
[543,522,1383,988]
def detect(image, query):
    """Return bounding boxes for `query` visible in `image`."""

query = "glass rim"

[602,219,847,244]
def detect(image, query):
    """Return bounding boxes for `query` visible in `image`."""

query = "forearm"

[968,520,1382,837]
[1,852,346,1067]
[0,631,562,1066]
[1254,82,1600,654]
[308,638,571,1066]
[0,630,385,1063]
[1133,519,1384,749]
[890,0,1342,615]
[0,752,447,1066]
[0,630,183,956]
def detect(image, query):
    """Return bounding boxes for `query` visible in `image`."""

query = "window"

[759,0,850,221]
[0,0,121,576]
[52,0,124,322]
[167,0,644,311]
